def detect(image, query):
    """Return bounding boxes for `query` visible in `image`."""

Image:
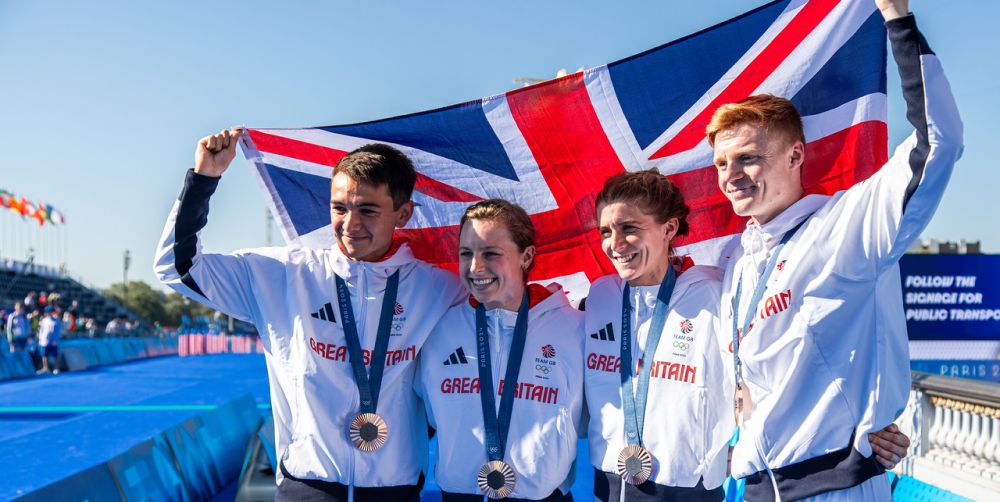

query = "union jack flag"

[239,0,887,301]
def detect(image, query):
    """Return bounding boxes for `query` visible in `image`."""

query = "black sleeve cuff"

[180,168,222,201]
[886,13,934,58]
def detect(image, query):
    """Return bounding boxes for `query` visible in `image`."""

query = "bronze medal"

[734,384,752,426]
[616,445,653,485]
[477,460,516,499]
[349,412,388,452]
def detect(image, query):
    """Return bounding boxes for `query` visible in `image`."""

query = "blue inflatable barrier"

[13,462,122,502]
[14,394,261,501]
[107,435,189,501]
[257,415,277,470]
[164,416,226,500]
[0,351,35,379]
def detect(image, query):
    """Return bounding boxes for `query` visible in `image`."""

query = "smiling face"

[458,218,535,311]
[713,124,804,225]
[598,201,678,287]
[330,172,413,261]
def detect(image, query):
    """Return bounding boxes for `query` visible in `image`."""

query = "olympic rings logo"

[535,364,552,374]
[673,341,690,350]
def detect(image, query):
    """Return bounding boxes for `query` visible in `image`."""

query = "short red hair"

[705,94,805,147]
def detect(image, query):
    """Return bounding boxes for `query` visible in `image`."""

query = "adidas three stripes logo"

[590,322,615,341]
[443,347,469,365]
[310,303,337,323]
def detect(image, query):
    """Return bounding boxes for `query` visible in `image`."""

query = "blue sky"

[0,0,996,290]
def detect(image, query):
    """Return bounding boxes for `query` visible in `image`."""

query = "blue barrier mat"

[0,353,602,500]
[0,355,269,500]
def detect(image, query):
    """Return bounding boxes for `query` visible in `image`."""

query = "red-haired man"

[709,0,962,499]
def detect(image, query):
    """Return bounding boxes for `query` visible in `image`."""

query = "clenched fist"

[876,0,909,21]
[195,127,244,178]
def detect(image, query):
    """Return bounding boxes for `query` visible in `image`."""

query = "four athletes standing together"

[155,0,963,500]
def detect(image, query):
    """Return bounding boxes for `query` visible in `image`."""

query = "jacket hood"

[328,237,419,280]
[742,194,827,254]
[606,258,722,305]
[468,283,570,329]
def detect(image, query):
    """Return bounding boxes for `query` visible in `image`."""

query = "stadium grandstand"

[1,258,139,328]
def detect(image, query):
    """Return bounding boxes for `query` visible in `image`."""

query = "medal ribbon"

[620,266,676,447]
[476,292,530,462]
[731,220,806,392]
[335,270,400,414]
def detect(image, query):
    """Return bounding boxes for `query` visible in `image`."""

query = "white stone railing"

[896,372,1000,500]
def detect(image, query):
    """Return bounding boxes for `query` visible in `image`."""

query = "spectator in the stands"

[6,303,30,353]
[38,291,48,309]
[62,309,76,335]
[0,309,7,352]
[105,317,123,336]
[85,317,98,337]
[23,291,37,311]
[47,291,61,307]
[37,306,62,374]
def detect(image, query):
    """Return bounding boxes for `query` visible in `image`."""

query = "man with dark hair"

[155,129,465,501]
[334,143,418,211]
[709,0,962,499]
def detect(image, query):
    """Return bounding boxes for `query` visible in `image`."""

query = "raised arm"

[153,128,269,322]
[829,0,963,275]
[875,0,963,267]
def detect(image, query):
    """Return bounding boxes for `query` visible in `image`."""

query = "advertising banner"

[900,254,1000,341]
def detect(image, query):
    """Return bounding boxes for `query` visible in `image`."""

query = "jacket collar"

[741,194,826,255]
[613,255,714,307]
[328,237,416,280]
[469,283,568,329]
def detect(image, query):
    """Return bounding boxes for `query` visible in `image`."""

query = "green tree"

[164,291,216,326]
[103,281,169,325]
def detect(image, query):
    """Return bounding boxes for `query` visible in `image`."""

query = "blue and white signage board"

[900,254,1000,382]
[901,254,1000,341]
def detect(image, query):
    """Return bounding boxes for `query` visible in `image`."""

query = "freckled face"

[330,173,413,261]
[713,124,804,224]
[459,219,534,311]
[598,201,677,287]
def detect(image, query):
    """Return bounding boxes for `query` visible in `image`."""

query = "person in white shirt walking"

[37,306,62,375]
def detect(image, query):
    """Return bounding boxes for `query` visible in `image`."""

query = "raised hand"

[876,0,909,21]
[194,127,243,178]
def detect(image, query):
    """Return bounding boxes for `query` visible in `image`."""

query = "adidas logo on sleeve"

[310,302,337,323]
[589,322,615,341]
[443,347,469,365]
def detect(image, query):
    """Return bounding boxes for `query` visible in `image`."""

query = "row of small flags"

[0,189,66,226]
[178,333,265,356]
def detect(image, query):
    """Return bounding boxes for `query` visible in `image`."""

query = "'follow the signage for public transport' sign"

[900,254,1000,341]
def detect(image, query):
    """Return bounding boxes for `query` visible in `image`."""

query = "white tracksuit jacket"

[721,14,963,500]
[154,170,465,488]
[585,265,734,490]
[415,284,586,500]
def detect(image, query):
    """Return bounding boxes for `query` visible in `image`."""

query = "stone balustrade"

[896,372,1000,500]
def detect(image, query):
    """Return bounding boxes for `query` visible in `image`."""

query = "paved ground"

[0,353,596,500]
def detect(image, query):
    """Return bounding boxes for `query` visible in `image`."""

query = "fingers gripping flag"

[240,0,887,301]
